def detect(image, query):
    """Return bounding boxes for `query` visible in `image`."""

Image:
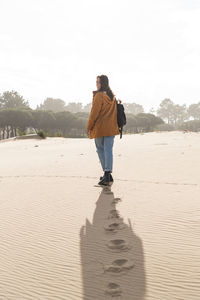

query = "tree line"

[0,90,200,140]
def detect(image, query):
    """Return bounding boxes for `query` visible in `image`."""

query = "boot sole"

[98,182,112,186]
[98,179,113,186]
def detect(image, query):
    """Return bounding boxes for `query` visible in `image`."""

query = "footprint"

[104,219,125,233]
[105,283,122,297]
[103,188,113,194]
[108,209,121,219]
[111,198,122,205]
[104,258,135,275]
[106,239,131,252]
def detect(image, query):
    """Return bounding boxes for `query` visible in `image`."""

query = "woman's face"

[96,77,101,90]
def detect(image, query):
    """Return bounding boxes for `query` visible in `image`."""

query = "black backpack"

[115,98,126,139]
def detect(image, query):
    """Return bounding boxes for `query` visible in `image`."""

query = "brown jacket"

[86,91,120,139]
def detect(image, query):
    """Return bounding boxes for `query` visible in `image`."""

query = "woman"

[86,75,120,186]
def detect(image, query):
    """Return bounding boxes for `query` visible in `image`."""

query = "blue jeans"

[94,136,115,172]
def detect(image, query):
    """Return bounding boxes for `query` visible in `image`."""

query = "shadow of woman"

[80,187,146,300]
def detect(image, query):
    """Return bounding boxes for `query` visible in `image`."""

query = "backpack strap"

[119,128,123,139]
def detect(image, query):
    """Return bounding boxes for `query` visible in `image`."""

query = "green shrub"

[37,130,46,139]
[17,129,27,136]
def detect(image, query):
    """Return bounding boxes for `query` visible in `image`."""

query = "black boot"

[100,173,114,182]
[98,171,112,186]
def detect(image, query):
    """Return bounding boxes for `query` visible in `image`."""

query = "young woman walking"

[86,75,120,186]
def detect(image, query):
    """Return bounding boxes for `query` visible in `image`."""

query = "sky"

[0,0,200,112]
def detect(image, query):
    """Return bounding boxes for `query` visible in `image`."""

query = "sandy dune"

[0,131,199,299]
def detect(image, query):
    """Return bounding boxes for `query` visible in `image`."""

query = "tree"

[157,99,188,127]
[54,111,76,136]
[82,103,92,112]
[123,102,144,115]
[0,109,33,138]
[37,98,66,112]
[171,104,188,126]
[0,90,30,110]
[136,113,164,132]
[187,102,200,120]
[65,102,83,113]
[157,98,175,125]
[31,110,56,133]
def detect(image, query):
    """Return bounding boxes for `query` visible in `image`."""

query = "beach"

[0,131,199,299]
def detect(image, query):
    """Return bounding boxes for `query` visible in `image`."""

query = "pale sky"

[0,0,200,111]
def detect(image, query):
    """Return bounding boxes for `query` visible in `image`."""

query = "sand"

[0,131,199,299]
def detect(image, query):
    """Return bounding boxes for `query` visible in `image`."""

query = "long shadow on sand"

[80,186,146,299]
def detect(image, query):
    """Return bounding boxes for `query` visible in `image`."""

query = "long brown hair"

[93,75,115,100]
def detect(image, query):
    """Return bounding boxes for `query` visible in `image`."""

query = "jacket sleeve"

[86,92,103,131]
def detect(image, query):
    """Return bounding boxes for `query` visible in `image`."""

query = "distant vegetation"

[0,90,200,140]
